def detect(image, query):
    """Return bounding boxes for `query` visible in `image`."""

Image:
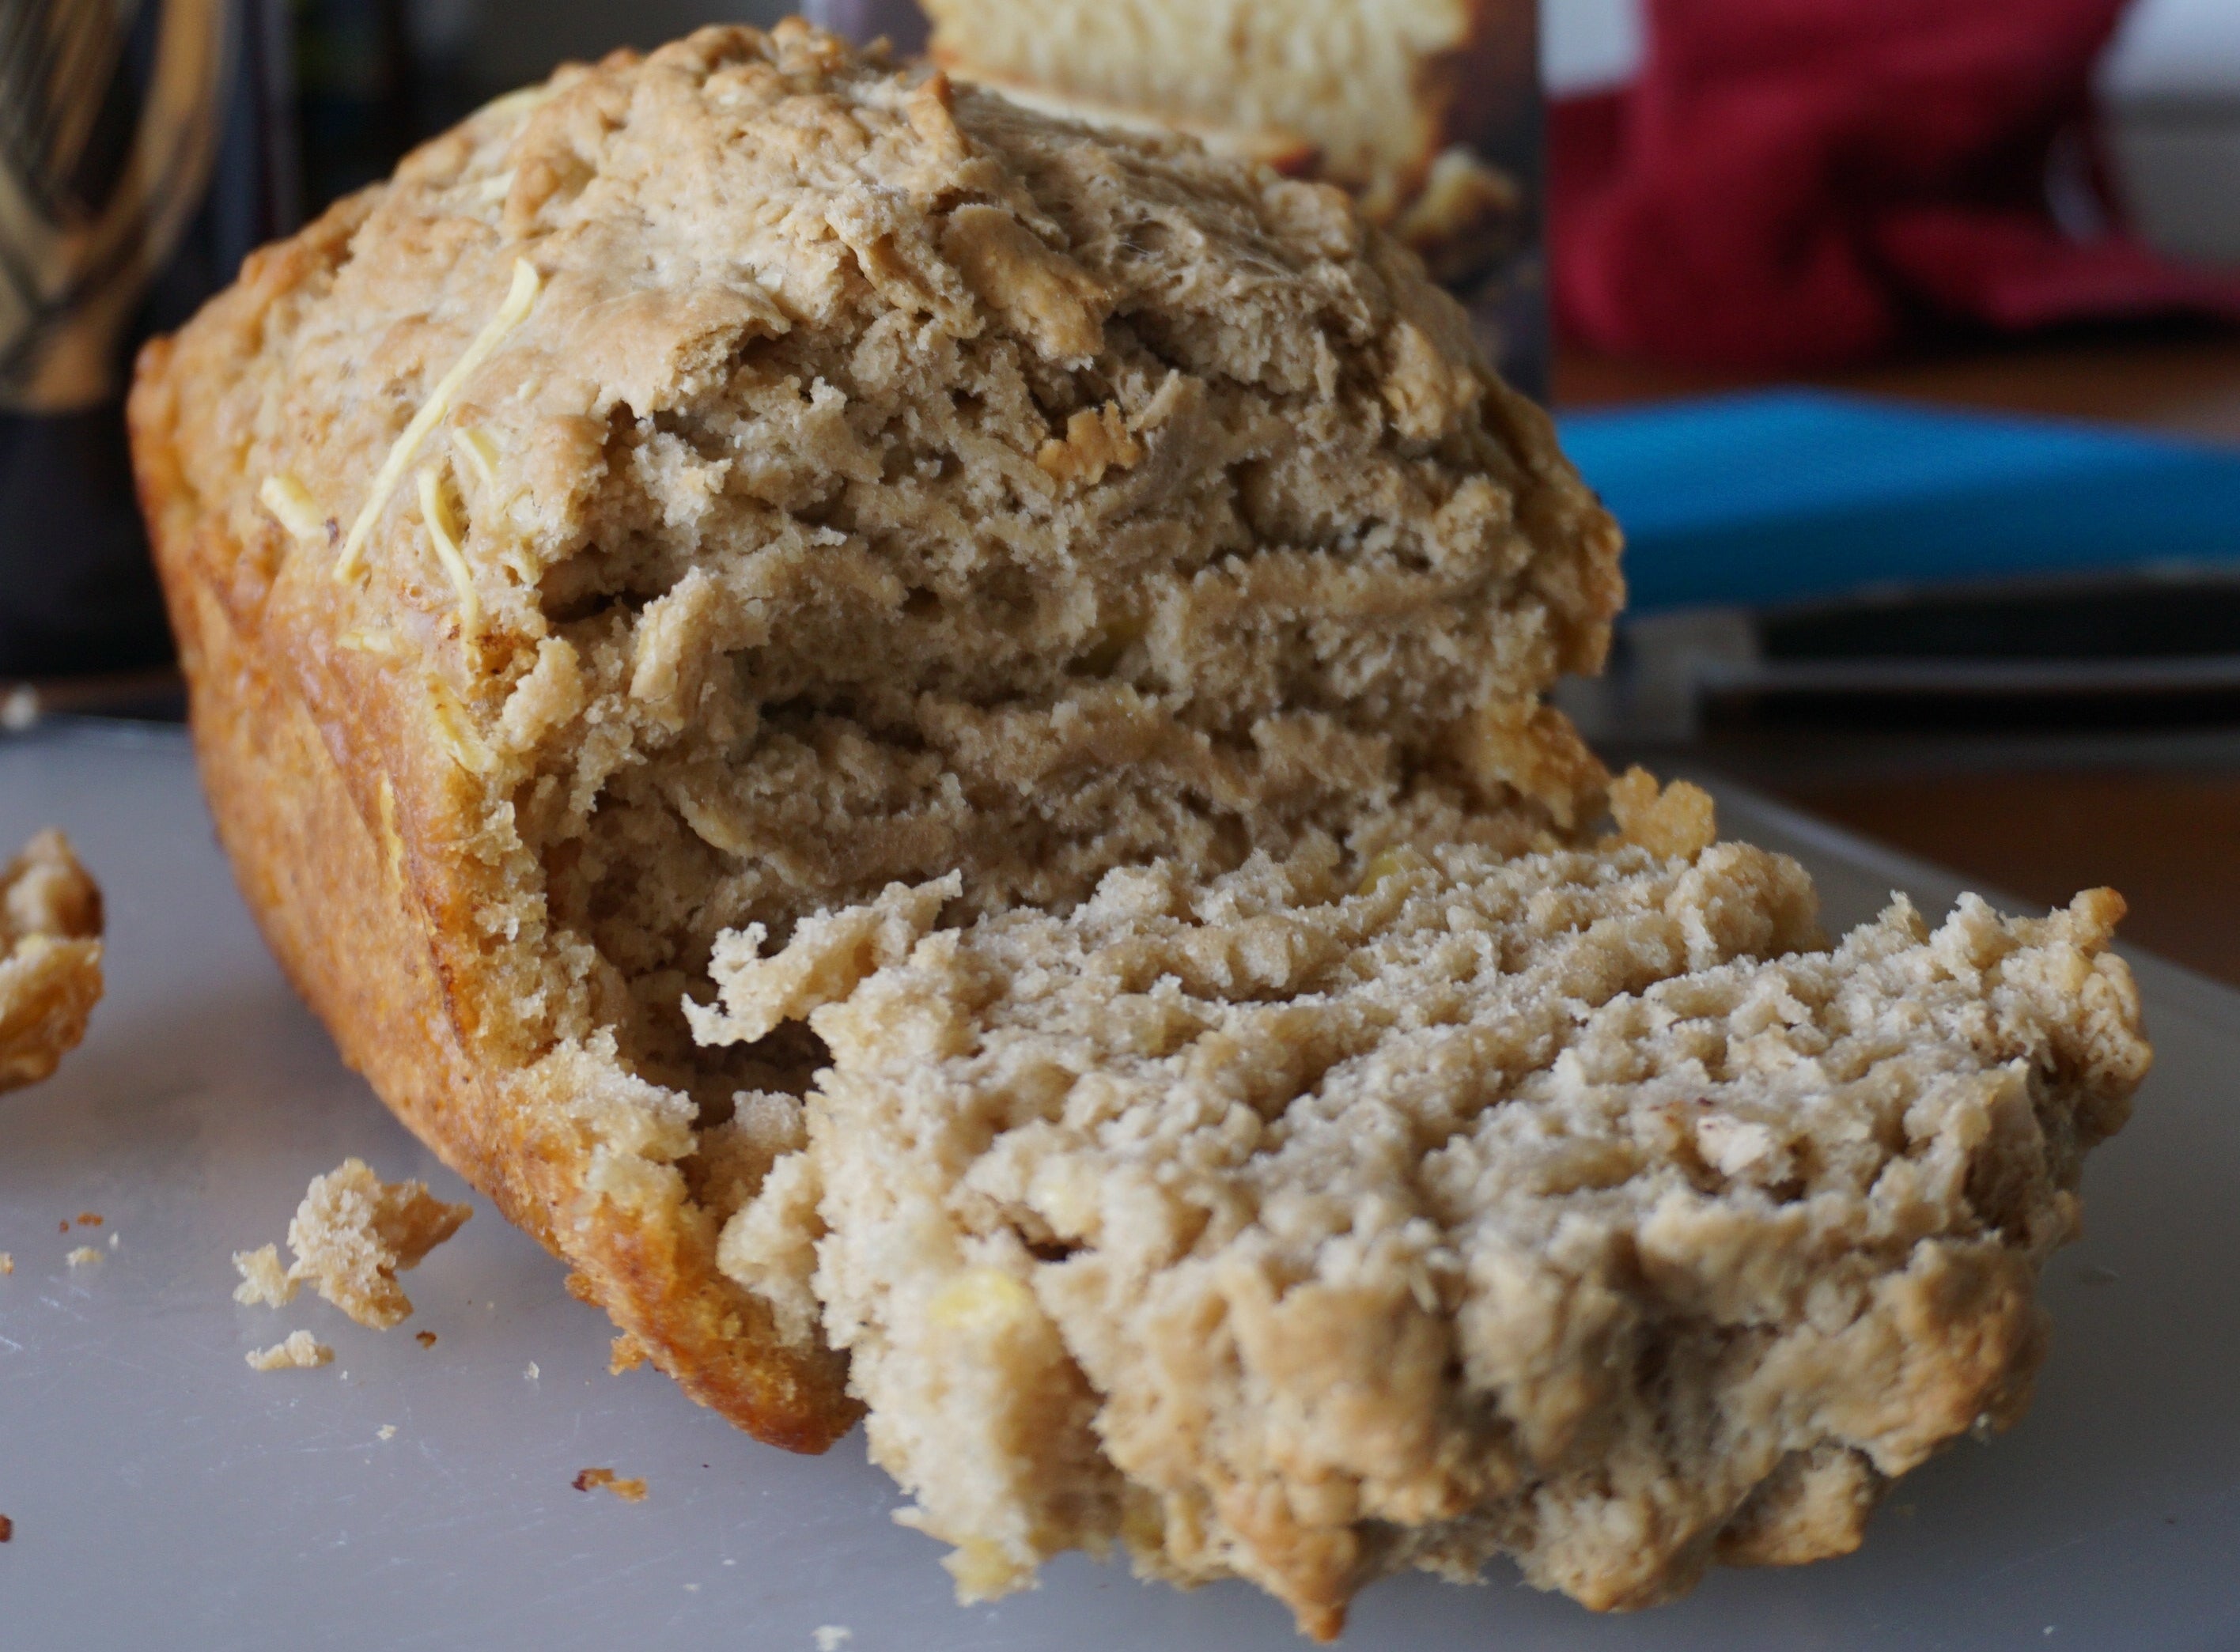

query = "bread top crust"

[133,21,1619,1081]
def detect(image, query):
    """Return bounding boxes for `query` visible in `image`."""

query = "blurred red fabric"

[1550,0,2240,370]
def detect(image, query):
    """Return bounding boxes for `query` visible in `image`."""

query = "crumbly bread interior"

[694,780,2147,1636]
[0,830,104,1091]
[923,0,1487,215]
[147,16,1614,1361]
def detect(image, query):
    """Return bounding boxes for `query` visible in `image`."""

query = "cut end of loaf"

[694,811,2147,1635]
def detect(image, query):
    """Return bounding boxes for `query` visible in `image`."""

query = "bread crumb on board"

[813,1628,853,1652]
[232,1242,295,1307]
[572,1468,648,1503]
[233,1159,471,1329]
[377,1424,397,1441]
[0,830,103,1093]
[64,1246,100,1267]
[0,1514,13,1543]
[247,1329,334,1371]
[1,1253,13,1276]
[415,1329,437,1348]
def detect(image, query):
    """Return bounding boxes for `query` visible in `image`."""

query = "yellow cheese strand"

[336,628,405,657]
[417,466,480,633]
[451,425,501,492]
[335,257,540,581]
[257,474,326,543]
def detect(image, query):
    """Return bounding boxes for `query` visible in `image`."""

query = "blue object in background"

[1557,391,2240,614]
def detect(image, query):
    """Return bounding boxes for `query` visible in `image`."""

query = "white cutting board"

[2,724,2235,1650]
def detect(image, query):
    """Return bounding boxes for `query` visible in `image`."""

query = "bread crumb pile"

[0,830,103,1092]
[235,1158,471,1330]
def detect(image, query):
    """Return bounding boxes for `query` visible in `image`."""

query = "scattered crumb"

[0,830,104,1092]
[608,1332,650,1374]
[415,1329,437,1348]
[56,1219,66,1234]
[235,1159,471,1331]
[287,1159,471,1329]
[65,1246,100,1267]
[246,1329,334,1371]
[571,1468,648,1503]
[1,1253,12,1275]
[814,1627,853,1651]
[75,1212,100,1227]
[0,1514,12,1542]
[377,1424,397,1441]
[106,1231,118,1250]
[722,1558,735,1567]
[524,1361,539,1381]
[232,1243,298,1307]
[683,1582,699,1593]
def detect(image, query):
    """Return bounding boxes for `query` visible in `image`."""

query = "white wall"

[1542,0,1644,95]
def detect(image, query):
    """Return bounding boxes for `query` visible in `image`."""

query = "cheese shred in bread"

[417,465,480,632]
[336,257,539,580]
[258,474,327,543]
[451,425,502,492]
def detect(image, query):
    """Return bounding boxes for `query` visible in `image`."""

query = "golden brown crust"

[134,365,855,1446]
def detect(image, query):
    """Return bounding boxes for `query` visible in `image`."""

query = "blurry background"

[352,0,2240,276]
[1546,0,2240,270]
